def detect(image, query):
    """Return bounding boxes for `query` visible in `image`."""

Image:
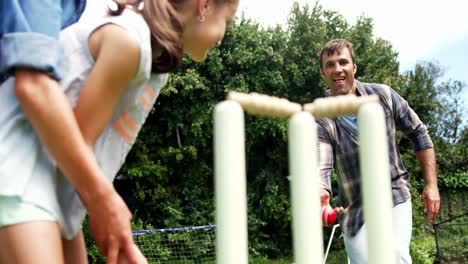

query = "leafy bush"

[439,171,468,189]
[410,233,437,264]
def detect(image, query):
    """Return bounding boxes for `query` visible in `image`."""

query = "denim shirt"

[0,0,87,80]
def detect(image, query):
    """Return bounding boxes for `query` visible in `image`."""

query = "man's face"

[320,48,357,96]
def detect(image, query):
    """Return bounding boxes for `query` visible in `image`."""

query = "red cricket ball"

[321,206,337,226]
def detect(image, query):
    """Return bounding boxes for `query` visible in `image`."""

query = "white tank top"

[0,10,168,239]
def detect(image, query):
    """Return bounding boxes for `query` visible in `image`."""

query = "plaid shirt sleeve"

[317,119,334,195]
[390,88,434,151]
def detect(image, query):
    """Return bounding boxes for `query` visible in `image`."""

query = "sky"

[82,0,468,121]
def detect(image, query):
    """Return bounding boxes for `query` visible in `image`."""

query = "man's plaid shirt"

[317,80,434,236]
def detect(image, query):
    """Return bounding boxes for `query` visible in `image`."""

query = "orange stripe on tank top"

[113,119,132,143]
[139,97,152,111]
[144,86,156,99]
[121,113,138,132]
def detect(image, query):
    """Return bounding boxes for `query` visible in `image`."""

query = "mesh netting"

[434,212,468,263]
[133,225,216,264]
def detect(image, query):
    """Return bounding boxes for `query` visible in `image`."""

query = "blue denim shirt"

[0,0,87,81]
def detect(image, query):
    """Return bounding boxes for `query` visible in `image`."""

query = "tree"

[433,79,467,174]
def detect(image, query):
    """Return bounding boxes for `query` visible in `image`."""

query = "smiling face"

[320,47,357,96]
[182,0,239,62]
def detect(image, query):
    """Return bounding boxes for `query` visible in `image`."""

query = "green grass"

[249,248,348,264]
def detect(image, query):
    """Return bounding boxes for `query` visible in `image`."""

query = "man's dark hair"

[319,39,356,70]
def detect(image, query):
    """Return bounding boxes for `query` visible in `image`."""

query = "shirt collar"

[325,79,368,97]
[354,80,368,97]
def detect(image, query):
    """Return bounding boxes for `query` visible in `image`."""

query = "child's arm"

[72,23,143,264]
[74,23,140,145]
[6,0,110,205]
[15,70,115,205]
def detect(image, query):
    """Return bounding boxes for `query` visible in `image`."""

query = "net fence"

[433,212,468,263]
[133,225,216,264]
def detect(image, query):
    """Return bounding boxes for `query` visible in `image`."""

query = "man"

[0,1,141,263]
[317,38,440,263]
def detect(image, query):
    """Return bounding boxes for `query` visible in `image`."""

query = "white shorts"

[343,199,413,264]
[0,196,56,228]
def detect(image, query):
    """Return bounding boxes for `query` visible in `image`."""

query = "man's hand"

[320,188,343,215]
[87,190,142,264]
[422,184,440,222]
[415,148,439,223]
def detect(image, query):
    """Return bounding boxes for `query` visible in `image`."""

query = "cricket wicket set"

[214,91,396,264]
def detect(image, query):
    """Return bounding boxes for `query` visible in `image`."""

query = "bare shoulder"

[88,23,141,69]
[88,23,141,80]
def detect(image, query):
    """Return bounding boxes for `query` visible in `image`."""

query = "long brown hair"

[109,0,237,73]
[109,0,183,73]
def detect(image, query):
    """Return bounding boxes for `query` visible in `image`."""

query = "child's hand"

[118,244,148,264]
[86,189,139,264]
